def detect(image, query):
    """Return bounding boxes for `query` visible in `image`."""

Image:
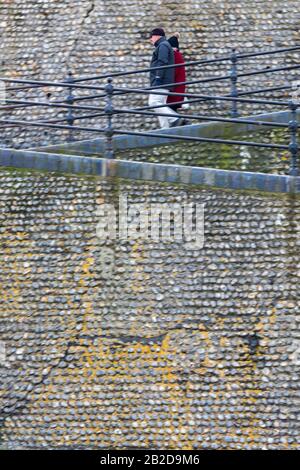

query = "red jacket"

[167,49,186,107]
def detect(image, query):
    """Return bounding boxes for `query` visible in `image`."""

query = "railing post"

[230,48,239,118]
[288,100,299,176]
[65,71,75,142]
[104,77,114,159]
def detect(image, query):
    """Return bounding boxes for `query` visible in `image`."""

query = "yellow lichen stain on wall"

[81,257,94,276]
[14,323,202,448]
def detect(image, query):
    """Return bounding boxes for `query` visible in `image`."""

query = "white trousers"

[148,88,179,129]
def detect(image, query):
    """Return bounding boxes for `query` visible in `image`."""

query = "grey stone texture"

[0,167,299,450]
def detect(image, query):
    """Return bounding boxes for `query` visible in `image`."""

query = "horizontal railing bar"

[1,70,227,95]
[0,112,107,128]
[1,92,290,128]
[71,57,234,83]
[110,87,291,106]
[0,118,70,128]
[2,99,289,128]
[0,77,108,91]
[2,62,300,96]
[115,75,232,93]
[0,104,33,110]
[0,118,106,134]
[1,95,216,114]
[73,87,292,107]
[236,85,292,97]
[115,129,289,150]
[5,84,287,112]
[6,84,44,92]
[1,98,106,112]
[1,90,291,119]
[113,107,290,128]
[36,112,107,124]
[88,66,300,101]
[70,84,293,106]
[40,112,108,125]
[137,97,224,111]
[0,73,232,95]
[112,64,300,97]
[0,82,291,110]
[1,97,68,109]
[71,45,300,82]
[238,64,300,79]
[236,45,300,60]
[0,117,289,150]
[98,81,292,103]
[68,74,233,101]
[172,86,291,104]
[3,75,289,105]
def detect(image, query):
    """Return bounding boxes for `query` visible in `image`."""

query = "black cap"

[149,28,165,38]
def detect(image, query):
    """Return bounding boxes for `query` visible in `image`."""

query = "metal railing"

[0,44,300,175]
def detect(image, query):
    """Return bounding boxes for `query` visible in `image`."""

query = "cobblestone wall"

[0,167,299,449]
[1,0,300,147]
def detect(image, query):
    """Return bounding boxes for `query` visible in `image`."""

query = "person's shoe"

[170,118,182,128]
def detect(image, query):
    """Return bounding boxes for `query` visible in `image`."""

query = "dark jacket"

[150,37,174,90]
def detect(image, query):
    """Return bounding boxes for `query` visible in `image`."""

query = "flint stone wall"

[0,167,299,450]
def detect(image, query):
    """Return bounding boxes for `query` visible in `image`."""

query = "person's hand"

[182,97,190,110]
[153,76,162,87]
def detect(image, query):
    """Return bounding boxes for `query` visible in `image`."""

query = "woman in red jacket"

[167,33,187,112]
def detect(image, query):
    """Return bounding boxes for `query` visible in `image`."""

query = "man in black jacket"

[149,28,182,128]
